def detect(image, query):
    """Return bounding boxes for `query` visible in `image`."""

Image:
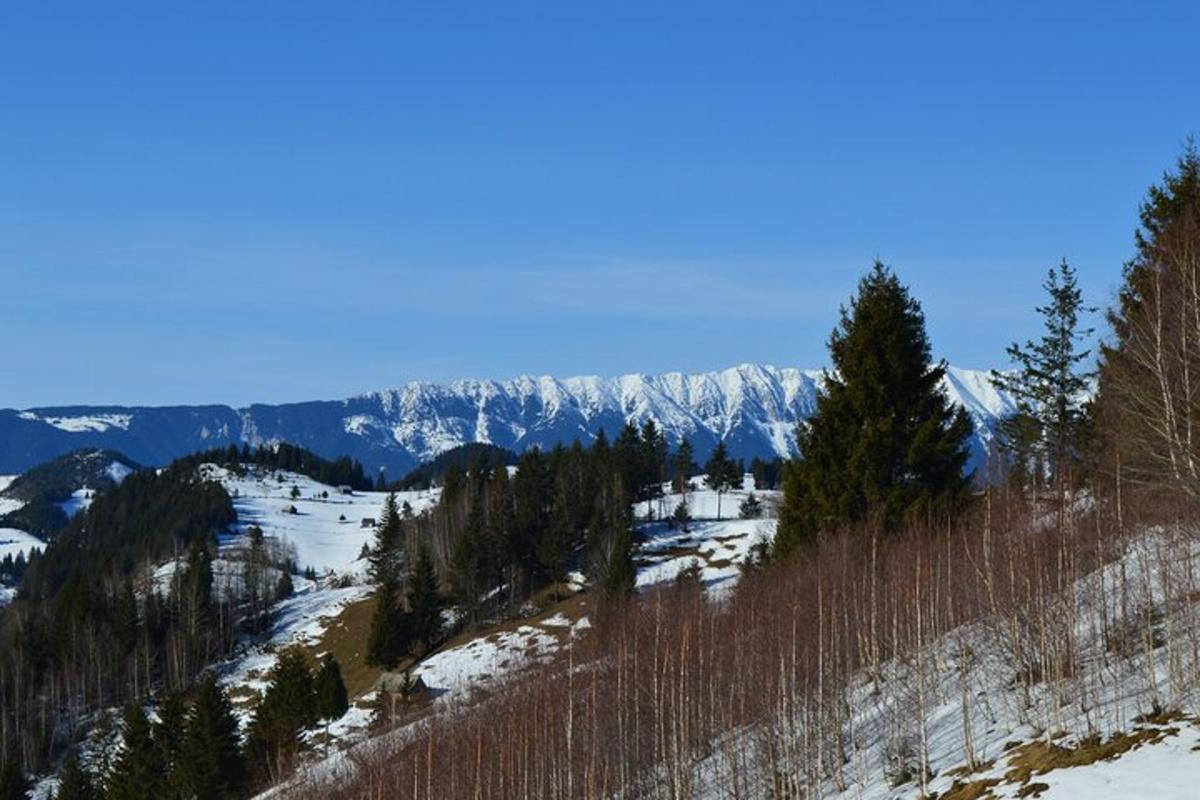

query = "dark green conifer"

[105,703,164,800]
[55,748,97,800]
[992,260,1095,495]
[704,441,742,520]
[179,675,245,800]
[406,543,444,654]
[313,655,350,722]
[245,647,314,781]
[776,262,972,558]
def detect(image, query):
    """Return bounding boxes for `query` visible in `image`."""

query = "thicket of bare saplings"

[283,475,1199,800]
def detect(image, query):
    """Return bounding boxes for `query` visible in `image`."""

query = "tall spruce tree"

[671,439,695,494]
[590,475,635,596]
[365,578,408,668]
[776,262,973,558]
[365,492,410,668]
[991,259,1095,496]
[406,543,444,654]
[179,674,245,800]
[450,496,487,624]
[367,493,403,586]
[703,441,742,520]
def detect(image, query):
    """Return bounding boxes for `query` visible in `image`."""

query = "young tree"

[106,703,164,800]
[671,499,691,532]
[739,492,763,519]
[245,647,315,781]
[704,441,742,520]
[313,655,350,722]
[55,749,97,800]
[776,262,973,558]
[179,674,246,800]
[992,259,1095,499]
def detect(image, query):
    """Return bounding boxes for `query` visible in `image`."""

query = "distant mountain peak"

[0,364,1015,476]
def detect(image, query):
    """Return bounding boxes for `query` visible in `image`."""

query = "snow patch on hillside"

[106,461,133,484]
[413,620,585,698]
[0,527,42,562]
[20,412,134,432]
[634,476,778,595]
[58,488,93,518]
[202,465,439,577]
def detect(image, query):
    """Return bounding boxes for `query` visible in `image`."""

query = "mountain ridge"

[0,363,1016,477]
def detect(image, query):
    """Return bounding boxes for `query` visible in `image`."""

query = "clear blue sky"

[2,1,1197,408]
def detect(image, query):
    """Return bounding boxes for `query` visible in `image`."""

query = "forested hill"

[0,364,1015,477]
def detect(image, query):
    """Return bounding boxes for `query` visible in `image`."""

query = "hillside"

[0,364,1014,477]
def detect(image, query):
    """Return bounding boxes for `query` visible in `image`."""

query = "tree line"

[363,418,756,669]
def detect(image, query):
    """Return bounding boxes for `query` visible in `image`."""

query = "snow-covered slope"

[201,465,440,577]
[0,364,1015,477]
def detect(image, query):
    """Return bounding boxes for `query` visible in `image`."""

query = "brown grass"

[1003,727,1177,786]
[302,594,387,700]
[937,778,999,800]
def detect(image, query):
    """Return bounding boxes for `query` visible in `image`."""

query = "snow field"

[0,527,43,562]
[202,465,440,577]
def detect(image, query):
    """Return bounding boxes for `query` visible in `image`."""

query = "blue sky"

[2,1,1197,407]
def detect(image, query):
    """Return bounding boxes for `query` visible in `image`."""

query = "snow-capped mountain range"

[0,364,1016,477]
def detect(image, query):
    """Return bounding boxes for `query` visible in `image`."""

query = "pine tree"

[55,749,97,800]
[992,259,1095,496]
[106,703,164,800]
[739,492,763,519]
[512,448,551,584]
[703,441,742,520]
[313,655,349,722]
[365,578,408,668]
[671,499,691,531]
[245,647,315,781]
[179,674,245,800]
[367,493,403,586]
[590,476,635,597]
[406,543,444,655]
[366,491,412,668]
[153,692,187,798]
[450,496,487,624]
[776,262,973,558]
[537,490,573,589]
[671,439,695,494]
[113,579,140,655]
